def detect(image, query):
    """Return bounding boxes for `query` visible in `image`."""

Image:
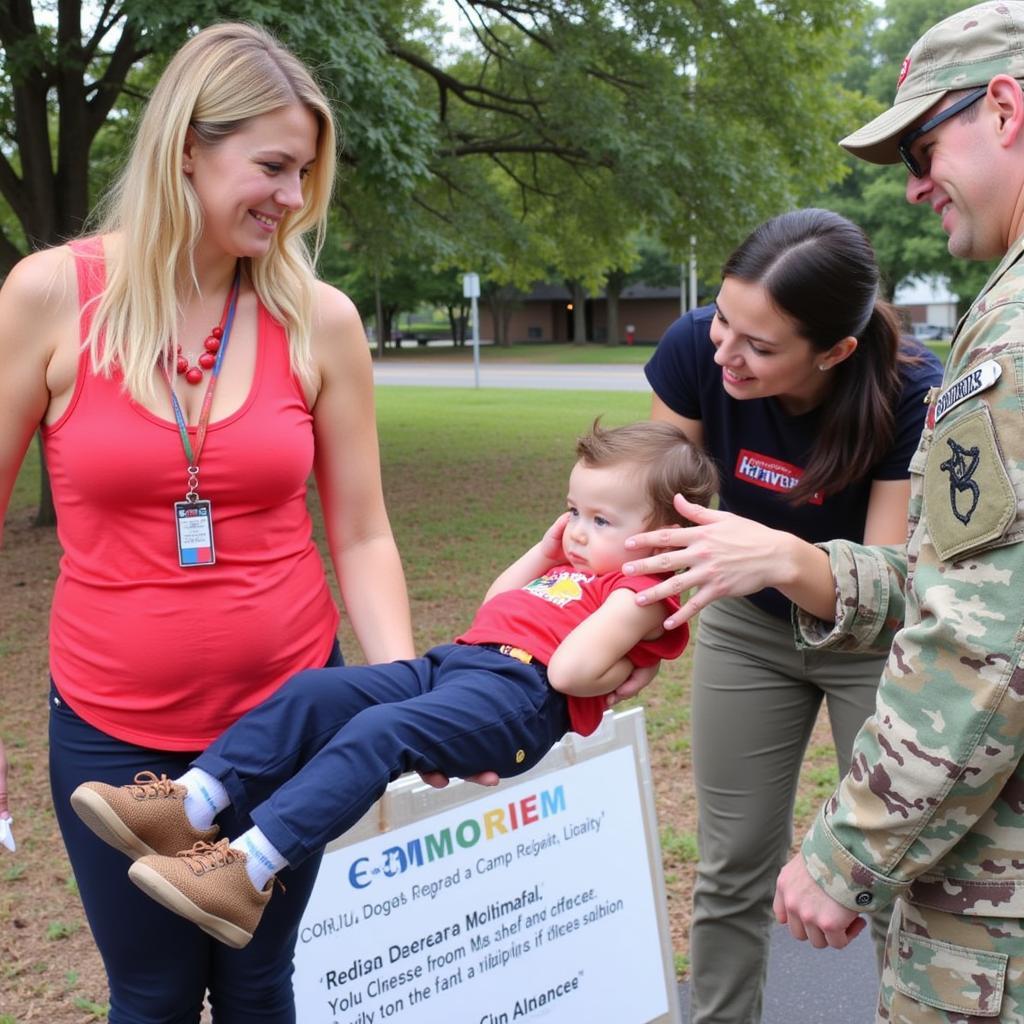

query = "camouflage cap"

[841,2,1024,164]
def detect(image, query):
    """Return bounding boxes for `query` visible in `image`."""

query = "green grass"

[9,436,41,515]
[660,826,700,864]
[369,387,650,646]
[376,340,655,364]
[45,921,79,941]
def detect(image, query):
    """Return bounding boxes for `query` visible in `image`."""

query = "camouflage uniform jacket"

[794,233,1024,920]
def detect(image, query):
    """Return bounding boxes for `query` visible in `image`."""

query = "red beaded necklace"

[175,276,236,386]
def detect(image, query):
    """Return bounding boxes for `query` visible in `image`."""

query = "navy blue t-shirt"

[645,304,944,619]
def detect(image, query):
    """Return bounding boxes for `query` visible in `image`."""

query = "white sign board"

[294,709,679,1024]
[463,272,480,299]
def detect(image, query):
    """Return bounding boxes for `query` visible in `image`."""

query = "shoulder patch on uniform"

[924,405,1015,561]
[934,359,1002,424]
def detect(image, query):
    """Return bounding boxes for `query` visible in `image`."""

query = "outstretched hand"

[773,853,866,949]
[623,494,787,629]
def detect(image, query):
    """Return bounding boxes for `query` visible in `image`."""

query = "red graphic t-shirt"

[457,565,688,735]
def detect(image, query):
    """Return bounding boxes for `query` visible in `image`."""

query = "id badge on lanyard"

[165,265,240,568]
[175,498,216,566]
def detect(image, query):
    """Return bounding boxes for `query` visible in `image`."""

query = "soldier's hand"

[773,853,866,950]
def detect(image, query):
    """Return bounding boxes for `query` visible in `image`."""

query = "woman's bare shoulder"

[312,279,361,332]
[1,244,79,316]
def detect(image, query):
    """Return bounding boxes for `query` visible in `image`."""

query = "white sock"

[176,767,230,830]
[232,827,288,891]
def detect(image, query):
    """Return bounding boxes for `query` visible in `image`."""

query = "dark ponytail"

[722,208,910,504]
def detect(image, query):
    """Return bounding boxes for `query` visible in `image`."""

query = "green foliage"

[660,826,700,864]
[2,0,870,317]
[72,998,109,1019]
[45,920,78,941]
[816,0,997,306]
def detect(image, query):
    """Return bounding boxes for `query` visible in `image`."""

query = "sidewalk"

[677,923,878,1023]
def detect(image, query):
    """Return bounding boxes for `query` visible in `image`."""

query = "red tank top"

[43,238,339,749]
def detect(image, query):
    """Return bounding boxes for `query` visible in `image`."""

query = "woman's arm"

[309,283,414,664]
[628,392,913,629]
[0,253,65,545]
[650,393,704,447]
[547,589,666,696]
[0,250,69,820]
[624,480,910,631]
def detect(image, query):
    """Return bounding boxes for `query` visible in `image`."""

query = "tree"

[817,0,996,310]
[2,0,872,520]
[400,1,871,299]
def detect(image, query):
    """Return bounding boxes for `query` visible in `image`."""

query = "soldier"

[772,2,1024,1020]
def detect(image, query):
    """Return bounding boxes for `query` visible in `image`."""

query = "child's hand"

[606,662,660,706]
[538,512,570,563]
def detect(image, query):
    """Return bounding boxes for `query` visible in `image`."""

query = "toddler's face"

[562,462,654,576]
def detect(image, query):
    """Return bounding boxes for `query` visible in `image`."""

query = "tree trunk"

[570,281,587,345]
[446,302,468,346]
[374,271,385,358]
[606,281,621,346]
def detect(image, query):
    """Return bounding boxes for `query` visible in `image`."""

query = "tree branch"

[0,1,36,47]
[455,0,516,61]
[82,0,124,62]
[466,0,554,52]
[85,20,150,139]
[0,148,30,226]
[411,192,455,226]
[0,221,25,277]
[388,41,542,122]
[489,152,559,200]
[443,141,589,161]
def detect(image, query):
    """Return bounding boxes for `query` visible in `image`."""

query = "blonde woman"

[0,23,413,1023]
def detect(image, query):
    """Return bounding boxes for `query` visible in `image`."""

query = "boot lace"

[177,839,239,875]
[176,840,287,892]
[129,771,179,799]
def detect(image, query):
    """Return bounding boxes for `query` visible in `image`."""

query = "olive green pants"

[688,596,891,1024]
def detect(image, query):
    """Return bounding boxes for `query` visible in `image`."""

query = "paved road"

[378,354,883,1022]
[372,359,650,392]
[677,923,878,1023]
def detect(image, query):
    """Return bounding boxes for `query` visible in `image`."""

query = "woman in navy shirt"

[628,209,943,1023]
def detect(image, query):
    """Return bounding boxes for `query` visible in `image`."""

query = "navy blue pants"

[49,642,341,1024]
[195,643,571,867]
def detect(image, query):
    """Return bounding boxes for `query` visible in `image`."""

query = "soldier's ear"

[989,75,1024,150]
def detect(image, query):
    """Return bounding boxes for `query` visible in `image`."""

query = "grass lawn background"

[1,383,844,1021]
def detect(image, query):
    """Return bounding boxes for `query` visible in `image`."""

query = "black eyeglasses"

[897,87,988,177]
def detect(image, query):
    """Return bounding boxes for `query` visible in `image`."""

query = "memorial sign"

[294,708,680,1023]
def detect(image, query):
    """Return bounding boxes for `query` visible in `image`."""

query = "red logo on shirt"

[897,55,911,89]
[735,449,823,505]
